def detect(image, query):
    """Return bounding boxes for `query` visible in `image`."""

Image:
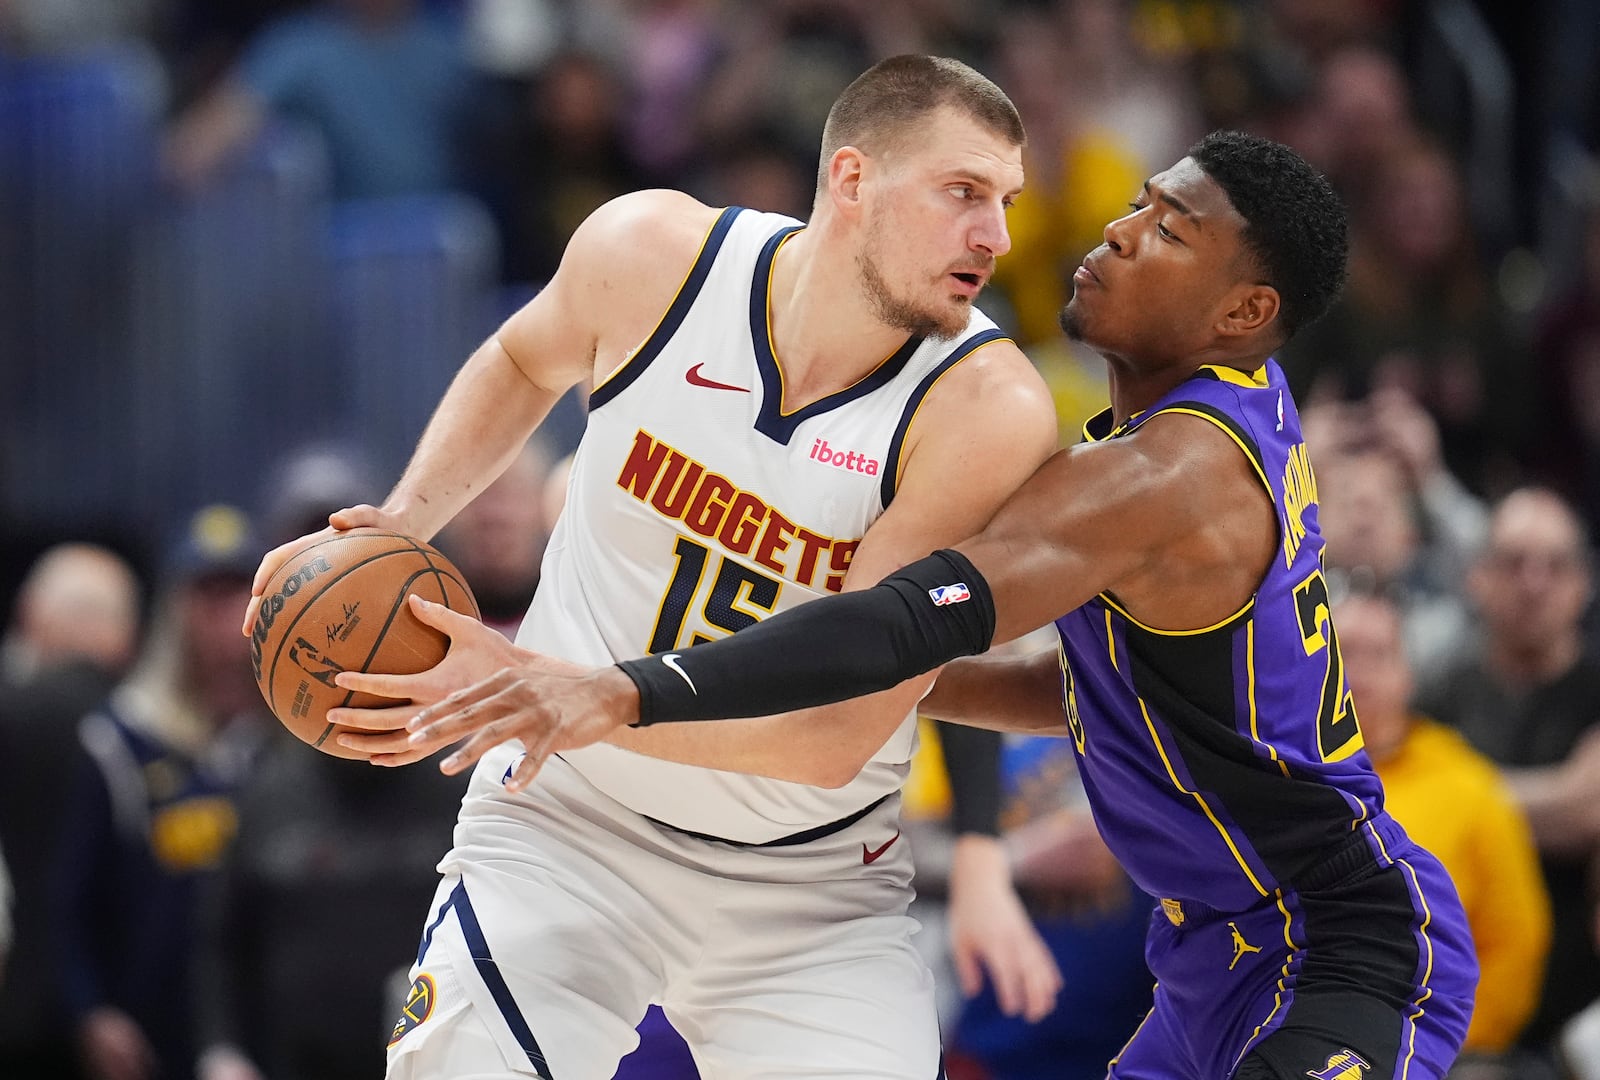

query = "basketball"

[250,528,480,759]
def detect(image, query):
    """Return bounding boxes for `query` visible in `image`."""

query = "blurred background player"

[52,507,269,1080]
[0,543,143,1078]
[1336,591,1551,1070]
[902,635,1154,1080]
[1419,486,1600,1066]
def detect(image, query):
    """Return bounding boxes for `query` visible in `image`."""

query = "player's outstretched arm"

[383,413,1259,789]
[617,411,1260,724]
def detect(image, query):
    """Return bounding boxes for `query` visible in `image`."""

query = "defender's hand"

[332,595,630,781]
[405,660,639,791]
[327,594,532,765]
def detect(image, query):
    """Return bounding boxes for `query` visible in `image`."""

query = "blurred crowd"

[2,0,1600,1078]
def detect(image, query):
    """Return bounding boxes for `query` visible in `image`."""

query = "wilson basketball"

[250,528,480,759]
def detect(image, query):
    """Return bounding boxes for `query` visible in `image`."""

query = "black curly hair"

[1188,130,1348,341]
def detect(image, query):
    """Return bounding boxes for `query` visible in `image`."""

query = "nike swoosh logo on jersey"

[661,653,697,694]
[685,363,749,393]
[862,831,900,864]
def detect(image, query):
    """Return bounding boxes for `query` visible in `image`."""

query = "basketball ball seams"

[404,534,452,612]
[277,554,424,738]
[253,529,479,758]
[258,543,476,709]
[262,547,422,716]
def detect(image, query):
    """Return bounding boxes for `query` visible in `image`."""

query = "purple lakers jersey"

[1055,360,1385,912]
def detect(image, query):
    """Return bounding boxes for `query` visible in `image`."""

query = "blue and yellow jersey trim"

[589,206,742,411]
[749,227,926,445]
[878,328,1010,507]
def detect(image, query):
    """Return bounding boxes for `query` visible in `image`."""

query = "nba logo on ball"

[929,583,970,606]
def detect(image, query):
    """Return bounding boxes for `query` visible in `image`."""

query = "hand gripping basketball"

[333,596,641,788]
[248,527,480,759]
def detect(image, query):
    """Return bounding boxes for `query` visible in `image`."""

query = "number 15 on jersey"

[648,536,786,651]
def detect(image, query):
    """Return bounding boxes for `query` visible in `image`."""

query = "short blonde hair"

[816,55,1024,195]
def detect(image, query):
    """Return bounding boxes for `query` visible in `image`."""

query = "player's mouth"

[1073,260,1101,287]
[948,271,987,297]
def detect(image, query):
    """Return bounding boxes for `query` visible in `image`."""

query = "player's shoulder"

[567,190,726,270]
[916,330,1054,437]
[539,191,728,335]
[894,330,1056,495]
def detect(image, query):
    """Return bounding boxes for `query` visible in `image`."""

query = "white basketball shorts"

[384,745,944,1079]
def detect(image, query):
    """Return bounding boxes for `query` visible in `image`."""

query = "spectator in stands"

[691,129,814,224]
[1306,389,1482,686]
[986,1,1199,350]
[52,507,268,1080]
[620,0,725,185]
[474,48,648,285]
[163,0,472,199]
[1279,138,1528,493]
[1293,45,1421,202]
[694,0,981,194]
[898,633,1140,1080]
[256,440,381,549]
[0,543,142,1079]
[1337,592,1550,1058]
[945,726,1153,1080]
[1532,200,1600,535]
[1420,487,1600,1061]
[0,542,141,686]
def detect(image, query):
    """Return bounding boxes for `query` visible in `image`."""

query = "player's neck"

[1104,361,1198,425]
[1104,347,1267,425]
[765,227,915,406]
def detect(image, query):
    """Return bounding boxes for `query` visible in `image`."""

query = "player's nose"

[1102,208,1136,253]
[971,204,1011,259]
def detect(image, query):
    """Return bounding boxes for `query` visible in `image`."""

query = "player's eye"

[951,185,973,200]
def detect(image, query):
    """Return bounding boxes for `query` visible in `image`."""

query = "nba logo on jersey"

[929,583,971,606]
[1306,1049,1370,1080]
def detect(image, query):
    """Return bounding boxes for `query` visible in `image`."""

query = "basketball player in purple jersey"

[353,131,1477,1079]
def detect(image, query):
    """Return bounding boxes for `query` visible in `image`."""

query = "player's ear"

[828,146,867,214]
[1217,284,1280,339]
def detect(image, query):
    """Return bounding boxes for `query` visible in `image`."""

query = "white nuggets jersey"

[514,206,1008,842]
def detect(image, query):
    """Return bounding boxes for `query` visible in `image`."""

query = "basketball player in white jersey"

[246,56,1060,1078]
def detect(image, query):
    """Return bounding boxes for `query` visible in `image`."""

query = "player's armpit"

[922,650,1066,735]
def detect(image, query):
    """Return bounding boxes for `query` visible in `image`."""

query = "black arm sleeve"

[937,722,1002,836]
[618,549,996,726]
